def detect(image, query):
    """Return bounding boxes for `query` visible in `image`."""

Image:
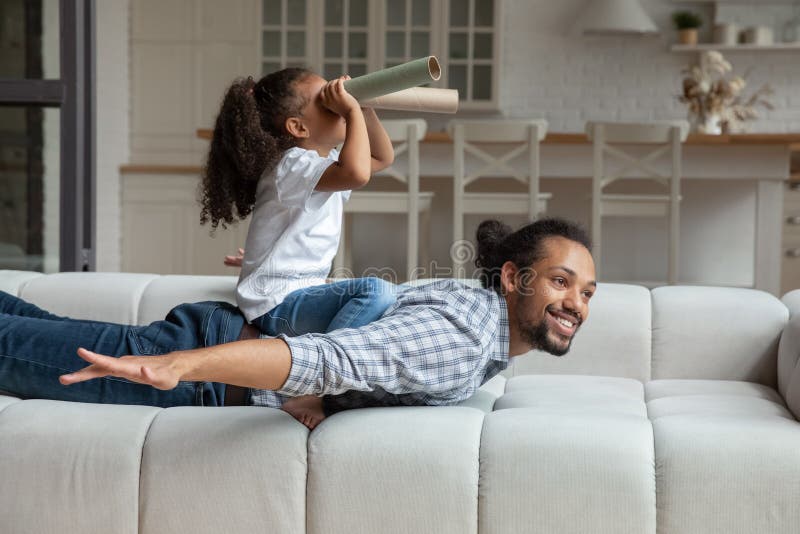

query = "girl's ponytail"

[200,68,312,230]
[200,77,273,229]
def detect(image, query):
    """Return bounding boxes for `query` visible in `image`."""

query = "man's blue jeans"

[251,277,397,336]
[0,291,244,407]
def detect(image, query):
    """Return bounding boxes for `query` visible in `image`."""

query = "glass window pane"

[473,32,492,59]
[262,0,281,24]
[450,0,468,27]
[473,65,491,100]
[386,31,405,58]
[325,0,343,25]
[286,61,307,68]
[349,0,368,26]
[412,0,430,25]
[348,63,367,77]
[349,32,367,58]
[262,31,281,56]
[387,0,406,25]
[474,0,493,26]
[0,0,60,79]
[0,106,60,272]
[411,32,429,57]
[287,0,306,25]
[449,32,468,59]
[449,65,467,99]
[262,61,282,74]
[287,31,305,56]
[325,32,343,57]
[324,63,343,80]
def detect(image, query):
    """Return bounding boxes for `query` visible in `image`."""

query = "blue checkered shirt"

[249,279,510,410]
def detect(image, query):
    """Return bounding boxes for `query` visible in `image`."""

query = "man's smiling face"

[509,237,596,356]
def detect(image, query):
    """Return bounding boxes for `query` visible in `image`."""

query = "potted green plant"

[673,11,702,45]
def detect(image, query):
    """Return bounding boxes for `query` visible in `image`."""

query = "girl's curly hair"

[199,67,314,230]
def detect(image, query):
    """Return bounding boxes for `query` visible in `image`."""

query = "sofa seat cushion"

[0,399,160,534]
[306,406,484,534]
[0,394,20,411]
[645,379,800,534]
[495,374,647,417]
[480,375,655,534]
[140,407,308,534]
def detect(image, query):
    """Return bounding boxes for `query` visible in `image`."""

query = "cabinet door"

[783,185,800,294]
[122,173,249,275]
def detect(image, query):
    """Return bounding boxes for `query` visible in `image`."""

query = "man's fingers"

[76,347,102,363]
[60,364,110,385]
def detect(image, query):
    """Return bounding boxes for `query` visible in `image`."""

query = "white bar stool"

[586,120,689,285]
[448,119,550,277]
[334,119,432,281]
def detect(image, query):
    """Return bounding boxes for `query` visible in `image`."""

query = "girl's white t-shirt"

[236,147,349,322]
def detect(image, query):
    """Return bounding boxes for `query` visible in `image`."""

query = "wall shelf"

[671,42,800,51]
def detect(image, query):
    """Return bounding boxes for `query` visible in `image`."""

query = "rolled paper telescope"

[343,56,441,101]
[361,87,459,114]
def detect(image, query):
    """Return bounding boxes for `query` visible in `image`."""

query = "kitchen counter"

[122,130,800,294]
[196,128,800,147]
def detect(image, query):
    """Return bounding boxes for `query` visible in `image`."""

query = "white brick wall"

[500,0,800,133]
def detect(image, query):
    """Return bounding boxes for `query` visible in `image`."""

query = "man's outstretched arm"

[59,338,292,391]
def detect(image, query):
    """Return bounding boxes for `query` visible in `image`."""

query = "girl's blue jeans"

[250,277,397,336]
[0,291,244,407]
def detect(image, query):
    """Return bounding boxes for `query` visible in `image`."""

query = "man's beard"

[518,304,578,357]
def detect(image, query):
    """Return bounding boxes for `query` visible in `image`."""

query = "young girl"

[200,68,396,429]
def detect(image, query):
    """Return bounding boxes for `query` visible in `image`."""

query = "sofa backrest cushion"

[19,272,159,324]
[782,289,800,318]
[138,275,237,325]
[778,314,800,418]
[511,284,653,382]
[651,286,787,388]
[0,270,43,295]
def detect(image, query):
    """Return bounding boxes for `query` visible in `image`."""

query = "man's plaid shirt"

[249,279,510,410]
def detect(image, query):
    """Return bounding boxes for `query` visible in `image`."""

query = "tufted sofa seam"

[135,275,163,326]
[137,407,167,534]
[0,396,22,416]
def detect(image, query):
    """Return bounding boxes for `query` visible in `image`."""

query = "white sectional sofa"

[1,270,799,534]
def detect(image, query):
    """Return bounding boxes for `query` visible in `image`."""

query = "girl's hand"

[224,247,245,268]
[320,76,360,117]
[59,348,182,390]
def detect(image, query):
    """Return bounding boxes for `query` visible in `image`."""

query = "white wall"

[129,0,258,165]
[95,0,130,271]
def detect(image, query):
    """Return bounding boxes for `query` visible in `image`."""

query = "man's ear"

[499,261,519,295]
[285,117,309,139]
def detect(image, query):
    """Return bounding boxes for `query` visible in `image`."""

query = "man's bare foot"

[281,395,326,430]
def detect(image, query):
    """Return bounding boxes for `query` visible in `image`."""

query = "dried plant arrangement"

[679,51,774,134]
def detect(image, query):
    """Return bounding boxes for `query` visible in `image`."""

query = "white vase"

[692,112,722,135]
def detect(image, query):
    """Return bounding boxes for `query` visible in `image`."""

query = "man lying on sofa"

[0,217,595,427]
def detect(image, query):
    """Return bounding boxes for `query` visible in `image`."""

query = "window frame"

[0,0,96,271]
[258,0,502,110]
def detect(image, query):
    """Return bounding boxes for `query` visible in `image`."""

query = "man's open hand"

[59,348,181,390]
